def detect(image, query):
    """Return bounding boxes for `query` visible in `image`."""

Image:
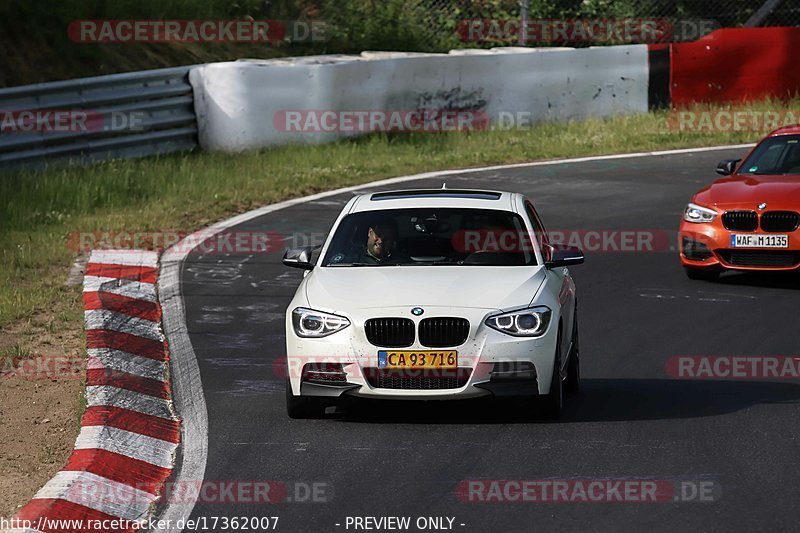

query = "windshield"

[321,208,537,267]
[740,134,800,175]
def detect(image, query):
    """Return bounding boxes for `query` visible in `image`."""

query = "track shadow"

[331,378,800,425]
[714,270,800,290]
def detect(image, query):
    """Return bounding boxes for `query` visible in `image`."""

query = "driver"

[357,216,398,264]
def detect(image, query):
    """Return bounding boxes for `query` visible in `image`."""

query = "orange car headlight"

[684,203,718,224]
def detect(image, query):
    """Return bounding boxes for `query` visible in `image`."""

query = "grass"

[0,99,795,343]
[0,345,32,360]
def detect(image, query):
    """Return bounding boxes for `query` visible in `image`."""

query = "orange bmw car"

[680,126,800,280]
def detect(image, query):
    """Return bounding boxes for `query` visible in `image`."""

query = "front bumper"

[679,222,800,272]
[298,363,540,399]
[286,309,557,401]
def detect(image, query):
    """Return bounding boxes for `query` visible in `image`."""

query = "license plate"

[730,234,788,248]
[377,350,457,369]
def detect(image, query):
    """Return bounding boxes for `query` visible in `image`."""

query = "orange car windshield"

[740,134,800,175]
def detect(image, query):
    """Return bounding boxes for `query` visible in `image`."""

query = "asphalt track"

[178,147,800,533]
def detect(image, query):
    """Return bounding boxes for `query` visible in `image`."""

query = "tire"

[285,378,324,419]
[685,267,720,281]
[543,330,563,420]
[565,312,580,395]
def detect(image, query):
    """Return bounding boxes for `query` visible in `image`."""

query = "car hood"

[303,266,547,312]
[694,174,800,208]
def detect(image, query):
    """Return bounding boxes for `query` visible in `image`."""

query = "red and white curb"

[7,250,180,533]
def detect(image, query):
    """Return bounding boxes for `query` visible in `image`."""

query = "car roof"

[768,124,800,137]
[349,188,517,213]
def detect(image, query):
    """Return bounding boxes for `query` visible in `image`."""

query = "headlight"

[292,307,350,338]
[684,203,717,224]
[485,306,551,337]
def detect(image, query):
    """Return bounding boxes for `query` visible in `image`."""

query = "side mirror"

[544,244,584,269]
[716,159,741,176]
[282,246,318,270]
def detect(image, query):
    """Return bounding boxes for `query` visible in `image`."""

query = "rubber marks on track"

[8,250,180,533]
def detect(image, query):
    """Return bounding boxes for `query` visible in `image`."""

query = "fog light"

[302,363,347,383]
[490,361,537,381]
[682,237,713,261]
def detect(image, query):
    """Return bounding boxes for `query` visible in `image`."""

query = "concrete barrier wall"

[6,29,800,167]
[190,46,650,152]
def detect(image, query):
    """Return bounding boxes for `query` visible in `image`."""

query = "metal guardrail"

[0,67,198,171]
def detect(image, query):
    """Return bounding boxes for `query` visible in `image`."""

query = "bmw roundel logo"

[411,307,424,316]
[758,202,767,210]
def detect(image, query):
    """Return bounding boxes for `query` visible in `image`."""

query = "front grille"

[760,211,800,232]
[364,318,415,348]
[717,250,800,268]
[722,211,758,232]
[418,317,470,347]
[364,368,472,389]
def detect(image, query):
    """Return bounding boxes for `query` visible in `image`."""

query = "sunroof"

[370,190,502,201]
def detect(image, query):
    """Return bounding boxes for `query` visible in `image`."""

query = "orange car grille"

[722,211,758,232]
[761,211,800,233]
[722,210,799,233]
[717,250,800,268]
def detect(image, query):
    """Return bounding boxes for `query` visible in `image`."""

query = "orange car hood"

[694,174,800,208]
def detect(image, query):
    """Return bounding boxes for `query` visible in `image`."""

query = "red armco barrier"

[669,27,800,105]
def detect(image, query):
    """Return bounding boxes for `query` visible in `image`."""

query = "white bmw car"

[283,188,583,419]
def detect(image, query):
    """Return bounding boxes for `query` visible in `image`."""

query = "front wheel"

[565,313,580,395]
[542,331,563,420]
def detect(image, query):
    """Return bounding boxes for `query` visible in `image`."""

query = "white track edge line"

[154,251,209,532]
